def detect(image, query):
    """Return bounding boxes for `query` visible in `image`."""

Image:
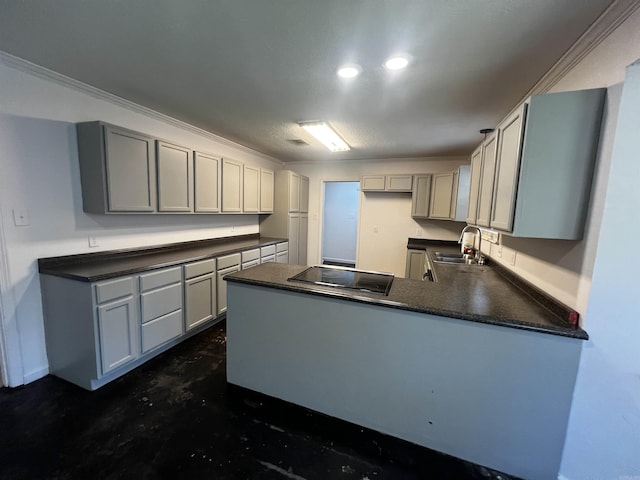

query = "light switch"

[12,209,30,226]
[88,236,99,248]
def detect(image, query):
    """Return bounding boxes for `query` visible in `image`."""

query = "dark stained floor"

[0,321,516,479]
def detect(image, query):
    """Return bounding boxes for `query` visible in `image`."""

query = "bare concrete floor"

[0,321,515,479]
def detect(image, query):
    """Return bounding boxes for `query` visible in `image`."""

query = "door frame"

[319,179,361,267]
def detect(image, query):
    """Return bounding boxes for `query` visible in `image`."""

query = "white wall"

[559,60,640,480]
[0,58,281,386]
[293,158,469,277]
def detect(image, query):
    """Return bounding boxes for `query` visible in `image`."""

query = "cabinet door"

[361,175,386,191]
[429,173,455,219]
[386,175,413,192]
[97,296,139,375]
[405,250,426,280]
[491,104,527,232]
[185,273,216,331]
[222,158,243,212]
[194,152,220,213]
[299,214,308,265]
[466,146,483,224]
[288,213,300,264]
[476,132,498,227]
[243,165,260,212]
[104,125,156,212]
[289,172,300,212]
[411,175,432,218]
[300,175,310,213]
[157,141,193,212]
[217,265,240,315]
[260,168,274,213]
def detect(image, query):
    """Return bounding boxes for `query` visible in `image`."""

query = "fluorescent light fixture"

[299,122,350,152]
[384,55,410,70]
[337,64,362,78]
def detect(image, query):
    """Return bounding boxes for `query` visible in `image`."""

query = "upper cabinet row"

[76,121,274,215]
[466,88,605,239]
[413,166,471,221]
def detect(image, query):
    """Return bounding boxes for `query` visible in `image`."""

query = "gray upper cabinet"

[476,132,498,227]
[222,158,243,212]
[450,165,471,222]
[156,141,193,213]
[411,175,432,219]
[466,146,483,224]
[362,174,413,192]
[300,175,310,213]
[77,121,157,213]
[260,168,274,213]
[429,173,456,219]
[289,171,301,212]
[243,164,260,213]
[490,88,605,239]
[193,151,221,213]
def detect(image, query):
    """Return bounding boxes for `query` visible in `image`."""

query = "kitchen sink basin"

[432,252,479,265]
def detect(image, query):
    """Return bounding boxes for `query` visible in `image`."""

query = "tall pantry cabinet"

[259,170,310,265]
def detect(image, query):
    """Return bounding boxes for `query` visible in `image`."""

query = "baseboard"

[23,366,49,385]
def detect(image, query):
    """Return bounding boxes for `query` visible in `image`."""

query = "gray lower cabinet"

[216,253,241,314]
[184,259,217,331]
[139,267,183,352]
[260,244,276,263]
[97,286,139,374]
[276,241,289,264]
[77,121,157,214]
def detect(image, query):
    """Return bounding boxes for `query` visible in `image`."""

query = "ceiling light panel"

[384,55,410,70]
[299,122,350,152]
[337,64,362,78]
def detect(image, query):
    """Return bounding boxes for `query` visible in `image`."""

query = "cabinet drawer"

[241,248,260,263]
[217,253,241,270]
[261,254,275,264]
[242,259,260,270]
[276,242,289,253]
[184,259,215,280]
[95,277,134,304]
[141,310,183,353]
[140,283,182,323]
[139,267,181,292]
[261,245,276,257]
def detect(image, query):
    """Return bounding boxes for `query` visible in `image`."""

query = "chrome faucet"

[458,225,485,264]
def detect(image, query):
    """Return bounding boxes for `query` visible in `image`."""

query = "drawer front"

[217,253,241,270]
[241,248,260,263]
[141,310,183,353]
[261,254,275,264]
[276,242,289,253]
[95,277,134,304]
[141,283,182,323]
[139,267,182,292]
[260,245,276,256]
[242,259,260,270]
[184,259,215,280]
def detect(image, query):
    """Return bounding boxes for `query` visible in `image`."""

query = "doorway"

[321,181,360,268]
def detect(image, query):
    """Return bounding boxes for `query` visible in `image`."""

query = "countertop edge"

[225,274,588,340]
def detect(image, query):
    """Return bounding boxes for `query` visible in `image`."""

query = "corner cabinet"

[488,88,604,239]
[77,122,157,213]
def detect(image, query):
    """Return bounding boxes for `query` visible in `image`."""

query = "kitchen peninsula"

[225,247,587,480]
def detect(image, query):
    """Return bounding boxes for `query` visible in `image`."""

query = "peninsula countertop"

[38,234,287,282]
[225,255,588,340]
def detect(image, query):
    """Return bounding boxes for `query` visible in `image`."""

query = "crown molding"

[527,0,640,96]
[0,51,281,165]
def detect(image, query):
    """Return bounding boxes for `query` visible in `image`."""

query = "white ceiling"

[0,0,615,163]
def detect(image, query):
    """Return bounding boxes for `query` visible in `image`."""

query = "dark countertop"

[38,234,287,282]
[225,241,588,340]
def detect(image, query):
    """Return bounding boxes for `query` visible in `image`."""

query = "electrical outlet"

[373,225,379,233]
[88,235,99,248]
[415,227,422,237]
[507,250,517,266]
[496,244,503,258]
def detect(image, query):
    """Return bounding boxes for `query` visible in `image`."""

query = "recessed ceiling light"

[337,64,362,78]
[384,55,410,70]
[298,122,350,152]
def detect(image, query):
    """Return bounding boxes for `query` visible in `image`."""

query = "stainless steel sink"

[432,251,479,265]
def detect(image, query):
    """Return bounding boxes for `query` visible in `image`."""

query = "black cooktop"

[288,266,394,295]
